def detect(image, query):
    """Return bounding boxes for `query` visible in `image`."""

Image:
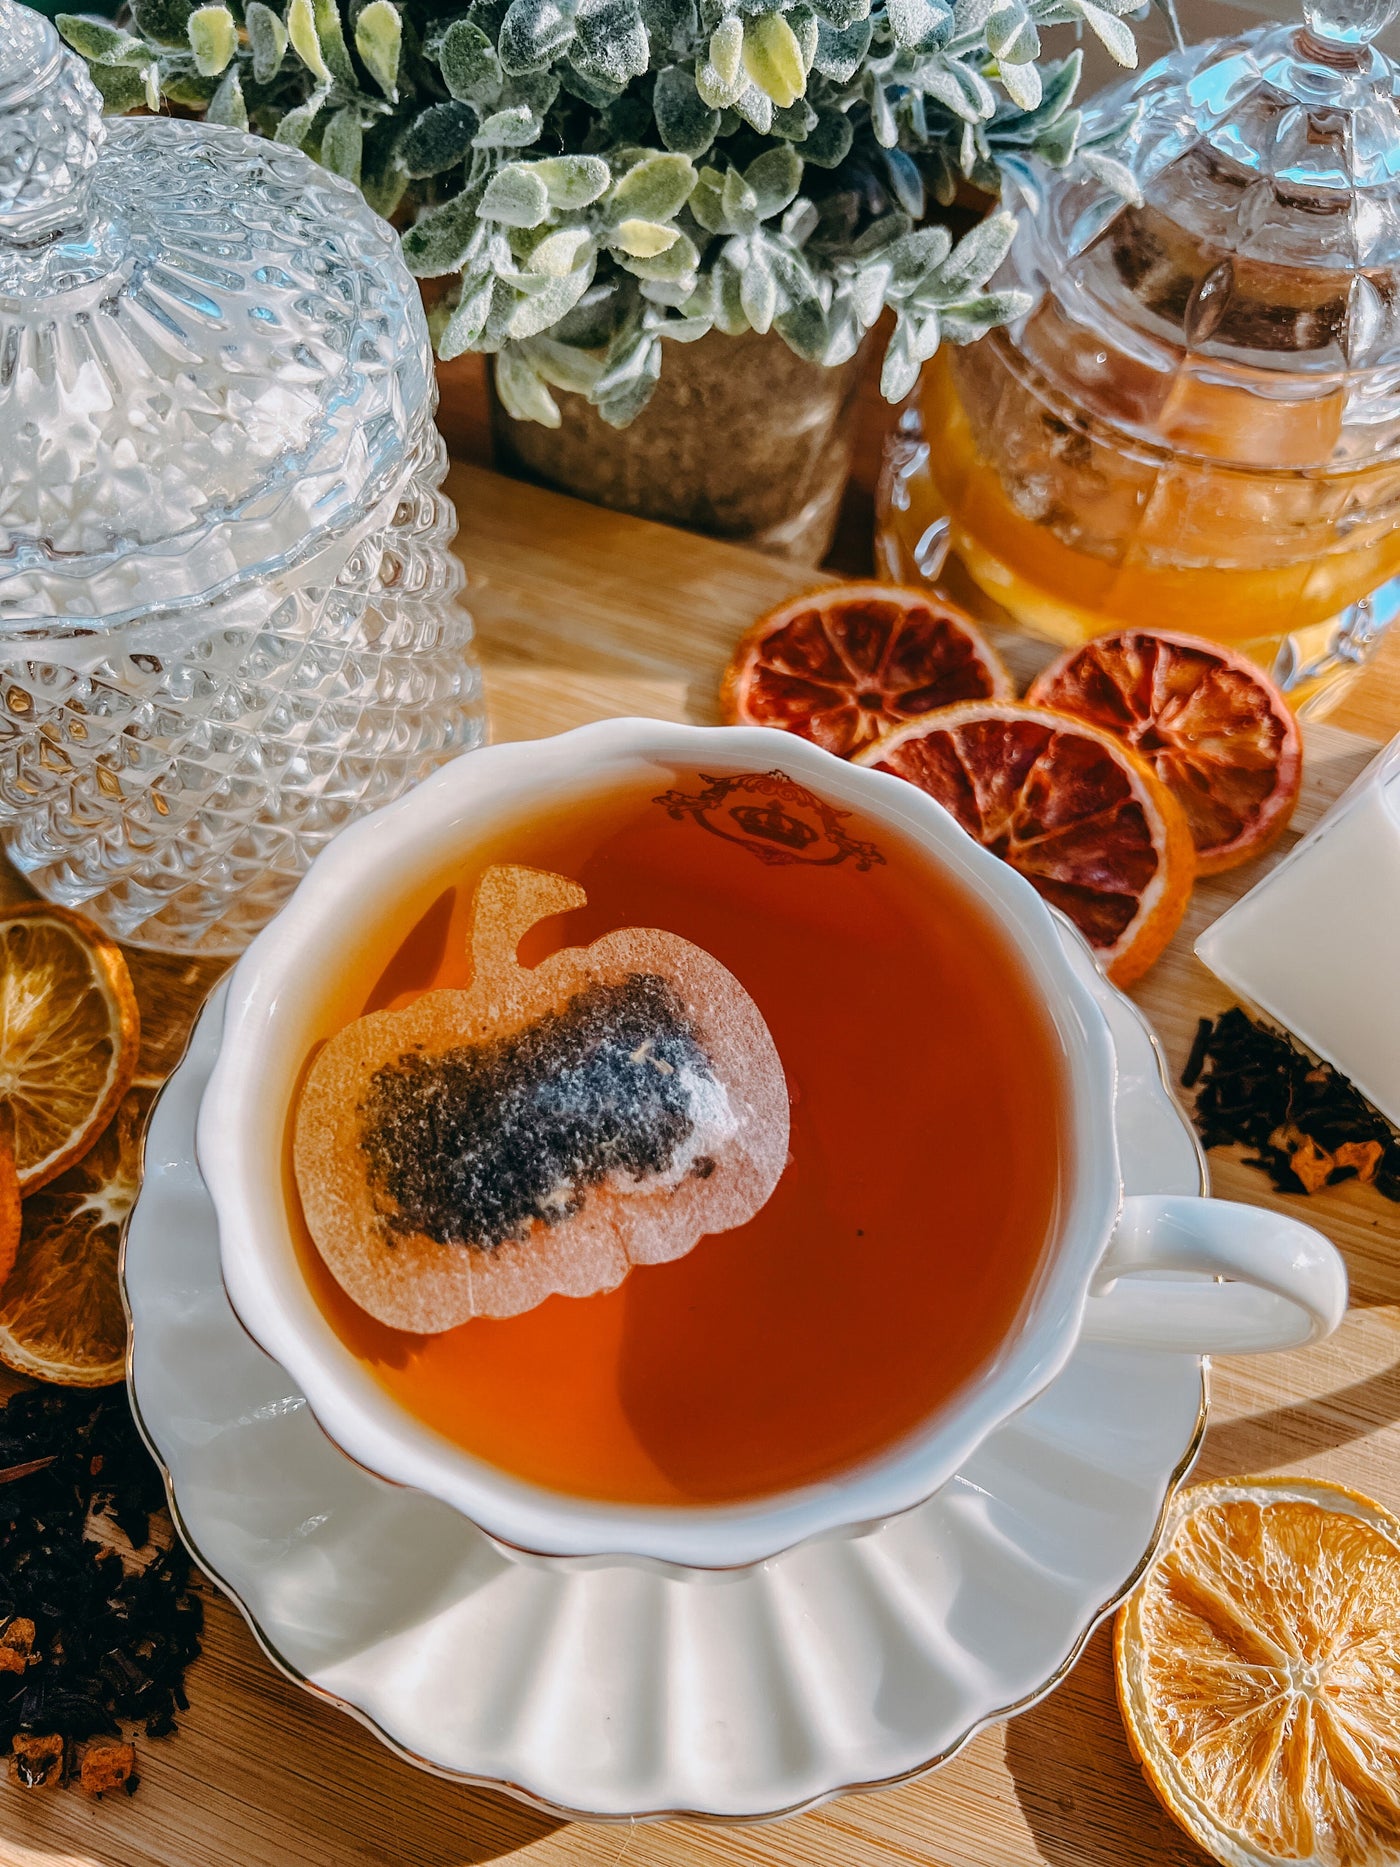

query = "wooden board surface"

[2,461,1399,1867]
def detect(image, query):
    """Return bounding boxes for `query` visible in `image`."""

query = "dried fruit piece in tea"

[1182,1008,1400,1199]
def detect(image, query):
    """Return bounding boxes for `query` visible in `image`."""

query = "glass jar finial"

[0,0,105,243]
[1301,0,1398,47]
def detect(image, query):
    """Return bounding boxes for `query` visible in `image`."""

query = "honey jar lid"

[1003,0,1400,467]
[0,0,433,643]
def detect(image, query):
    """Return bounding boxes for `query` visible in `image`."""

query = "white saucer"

[123,924,1207,1823]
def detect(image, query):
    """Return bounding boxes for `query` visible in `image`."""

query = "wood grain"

[0,461,1398,1867]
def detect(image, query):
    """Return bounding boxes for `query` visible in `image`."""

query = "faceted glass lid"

[0,0,429,632]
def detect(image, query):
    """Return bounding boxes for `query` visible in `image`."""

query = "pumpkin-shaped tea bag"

[294,866,789,1330]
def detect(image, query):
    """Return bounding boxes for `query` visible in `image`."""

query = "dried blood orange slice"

[1116,1476,1400,1867]
[1027,631,1302,874]
[721,582,1012,758]
[0,1146,19,1295]
[855,703,1195,986]
[295,865,789,1332]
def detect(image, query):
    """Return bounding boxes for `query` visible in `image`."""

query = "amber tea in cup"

[287,764,1068,1507]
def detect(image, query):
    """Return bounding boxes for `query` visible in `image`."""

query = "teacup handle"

[1082,1194,1348,1355]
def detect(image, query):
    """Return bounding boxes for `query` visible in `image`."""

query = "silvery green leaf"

[609,153,697,223]
[499,0,577,73]
[720,165,760,230]
[782,196,818,244]
[244,0,288,80]
[881,321,919,400]
[57,16,144,61]
[645,308,710,341]
[1081,147,1142,203]
[771,98,819,140]
[811,0,868,26]
[654,65,721,156]
[623,229,700,280]
[320,104,363,181]
[775,294,828,361]
[695,58,744,107]
[88,60,152,109]
[274,84,329,148]
[709,16,743,87]
[998,56,1040,109]
[523,336,605,394]
[822,311,861,364]
[440,20,503,99]
[741,13,804,107]
[129,0,194,47]
[1074,0,1136,66]
[986,0,1036,60]
[714,257,749,334]
[788,5,819,69]
[187,1,235,72]
[532,154,611,207]
[811,15,870,79]
[610,218,682,258]
[480,164,551,225]
[206,65,247,128]
[884,146,924,217]
[572,0,649,86]
[740,247,777,333]
[400,190,482,274]
[1030,50,1081,125]
[313,0,358,87]
[869,80,896,147]
[802,106,853,167]
[951,0,995,32]
[354,0,401,97]
[744,144,801,218]
[924,140,957,204]
[496,349,561,425]
[909,309,941,359]
[287,0,330,80]
[886,0,949,51]
[850,259,889,325]
[936,287,1030,341]
[688,171,728,233]
[640,0,698,54]
[522,227,593,274]
[591,336,662,427]
[473,103,542,145]
[917,61,985,121]
[960,115,977,173]
[733,84,774,134]
[401,100,478,174]
[439,278,498,358]
[508,267,594,337]
[921,208,1014,295]
[1031,107,1080,165]
[885,223,951,289]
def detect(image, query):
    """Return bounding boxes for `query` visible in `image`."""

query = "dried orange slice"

[721,582,1012,758]
[855,702,1195,986]
[0,1146,18,1294]
[1027,631,1302,874]
[1116,1476,1400,1867]
[0,904,138,1193]
[0,1087,148,1385]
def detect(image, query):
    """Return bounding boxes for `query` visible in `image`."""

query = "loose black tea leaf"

[1183,1008,1400,1201]
[0,1386,203,1795]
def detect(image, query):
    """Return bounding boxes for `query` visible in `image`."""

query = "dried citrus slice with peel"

[0,1146,18,1294]
[0,1086,149,1385]
[721,582,1013,758]
[855,702,1195,986]
[1027,630,1302,874]
[0,904,138,1193]
[1116,1476,1400,1867]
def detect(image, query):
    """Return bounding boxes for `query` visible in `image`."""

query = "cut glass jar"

[0,0,484,952]
[878,0,1400,708]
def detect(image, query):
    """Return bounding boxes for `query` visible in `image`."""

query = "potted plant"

[62,0,1142,555]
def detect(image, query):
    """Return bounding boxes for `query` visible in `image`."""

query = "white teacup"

[199,719,1347,1570]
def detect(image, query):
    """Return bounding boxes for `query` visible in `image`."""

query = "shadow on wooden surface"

[1003,1625,1208,1867]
